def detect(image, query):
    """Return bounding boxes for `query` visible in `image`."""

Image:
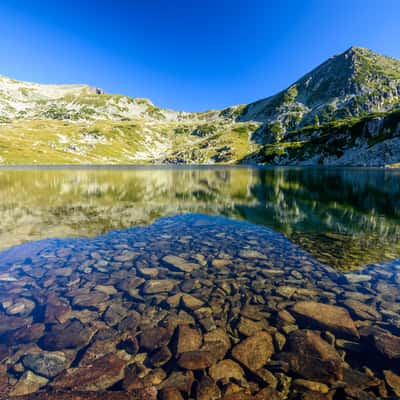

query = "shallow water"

[0,166,399,270]
[0,167,400,399]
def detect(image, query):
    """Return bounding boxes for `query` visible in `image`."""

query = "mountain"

[0,46,399,165]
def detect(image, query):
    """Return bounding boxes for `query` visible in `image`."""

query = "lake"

[0,166,399,399]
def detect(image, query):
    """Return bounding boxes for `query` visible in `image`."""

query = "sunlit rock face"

[0,214,399,399]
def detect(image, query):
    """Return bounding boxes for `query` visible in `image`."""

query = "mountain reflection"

[0,167,399,270]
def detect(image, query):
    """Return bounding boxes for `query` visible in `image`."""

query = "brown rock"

[202,328,231,361]
[292,301,359,339]
[45,298,71,324]
[373,331,400,360]
[78,338,119,366]
[196,375,221,400]
[384,370,400,397]
[0,344,9,362]
[160,387,184,400]
[0,364,10,394]
[181,294,204,310]
[162,255,200,273]
[41,320,94,351]
[283,329,343,383]
[237,317,266,337]
[4,323,45,345]
[10,371,48,396]
[142,279,177,294]
[149,346,172,367]
[22,351,68,378]
[173,325,202,354]
[103,303,129,326]
[6,298,36,317]
[254,387,281,400]
[51,354,126,391]
[342,368,381,392]
[72,292,109,311]
[209,359,245,383]
[0,313,32,335]
[10,390,156,399]
[177,350,214,370]
[232,331,274,371]
[343,300,381,321]
[292,379,329,394]
[139,326,171,350]
[221,392,252,400]
[160,371,194,394]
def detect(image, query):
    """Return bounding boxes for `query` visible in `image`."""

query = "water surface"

[0,166,399,270]
[0,167,399,399]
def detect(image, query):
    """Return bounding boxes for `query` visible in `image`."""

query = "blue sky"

[0,0,399,111]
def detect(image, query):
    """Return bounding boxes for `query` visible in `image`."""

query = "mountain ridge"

[0,46,399,165]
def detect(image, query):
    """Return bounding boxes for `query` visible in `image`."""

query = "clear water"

[0,167,399,399]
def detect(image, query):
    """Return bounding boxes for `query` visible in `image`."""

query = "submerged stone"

[11,371,48,396]
[232,331,274,371]
[292,301,359,339]
[162,255,200,273]
[177,350,214,370]
[142,279,177,294]
[173,324,203,354]
[51,354,126,391]
[282,329,343,383]
[209,359,246,383]
[383,370,400,397]
[22,351,68,378]
[41,320,94,350]
[373,331,400,360]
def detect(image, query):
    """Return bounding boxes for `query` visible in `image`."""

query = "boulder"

[373,331,400,360]
[209,359,245,384]
[22,351,68,378]
[232,331,274,371]
[173,325,202,354]
[196,375,221,400]
[283,329,343,383]
[51,354,126,391]
[139,326,171,350]
[384,370,400,397]
[142,279,177,294]
[162,255,200,273]
[10,371,48,396]
[41,320,94,351]
[292,301,358,339]
[202,328,231,361]
[177,350,214,370]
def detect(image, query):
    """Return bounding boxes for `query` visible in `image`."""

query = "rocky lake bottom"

[0,213,400,400]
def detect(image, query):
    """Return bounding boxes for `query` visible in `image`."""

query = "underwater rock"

[282,329,343,383]
[231,331,274,371]
[22,351,68,378]
[291,301,359,339]
[51,354,126,391]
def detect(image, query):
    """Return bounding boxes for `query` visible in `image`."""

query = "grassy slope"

[0,47,399,165]
[0,118,261,164]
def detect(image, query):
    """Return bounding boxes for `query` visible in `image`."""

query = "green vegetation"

[253,109,400,164]
[0,46,398,165]
[282,85,298,104]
